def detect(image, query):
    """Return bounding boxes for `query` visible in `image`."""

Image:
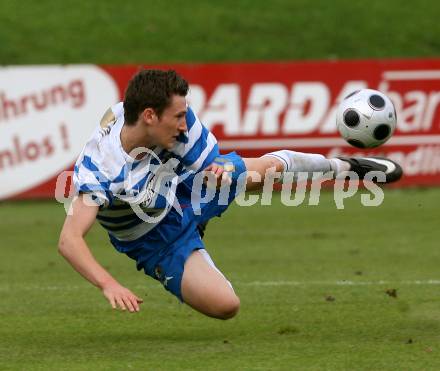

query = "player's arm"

[58,194,143,312]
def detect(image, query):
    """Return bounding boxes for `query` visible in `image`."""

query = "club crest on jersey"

[99,107,116,136]
[214,157,235,172]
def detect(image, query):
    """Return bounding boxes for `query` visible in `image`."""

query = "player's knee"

[214,294,240,320]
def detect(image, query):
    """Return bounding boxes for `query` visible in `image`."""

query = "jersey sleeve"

[72,103,124,207]
[171,106,219,172]
[73,150,111,207]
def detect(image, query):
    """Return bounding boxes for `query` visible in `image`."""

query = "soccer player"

[58,69,402,319]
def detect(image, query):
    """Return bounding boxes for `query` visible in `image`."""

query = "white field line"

[241,280,440,286]
[2,280,440,292]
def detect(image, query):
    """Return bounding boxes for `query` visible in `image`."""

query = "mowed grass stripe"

[1,189,440,370]
[3,279,440,292]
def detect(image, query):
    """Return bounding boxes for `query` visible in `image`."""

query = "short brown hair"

[123,69,189,124]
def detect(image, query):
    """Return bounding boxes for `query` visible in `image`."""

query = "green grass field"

[1,0,440,64]
[1,0,440,369]
[1,188,440,370]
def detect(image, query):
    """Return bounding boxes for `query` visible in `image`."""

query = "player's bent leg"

[181,250,240,320]
[243,156,284,191]
[242,152,338,191]
[242,150,403,192]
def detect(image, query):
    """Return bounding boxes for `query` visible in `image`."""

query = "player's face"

[153,95,188,149]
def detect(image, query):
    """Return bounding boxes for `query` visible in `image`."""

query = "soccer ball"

[336,89,397,148]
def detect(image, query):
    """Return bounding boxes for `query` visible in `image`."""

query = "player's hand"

[203,163,232,189]
[101,282,144,313]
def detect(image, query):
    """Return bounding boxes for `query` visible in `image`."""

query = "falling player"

[58,69,402,319]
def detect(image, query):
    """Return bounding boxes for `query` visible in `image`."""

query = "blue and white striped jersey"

[73,102,219,241]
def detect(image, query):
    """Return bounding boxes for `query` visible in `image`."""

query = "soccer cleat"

[338,157,403,183]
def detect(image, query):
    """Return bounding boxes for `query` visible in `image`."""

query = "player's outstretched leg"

[242,150,402,191]
[181,250,240,320]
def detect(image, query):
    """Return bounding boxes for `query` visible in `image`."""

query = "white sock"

[329,158,351,175]
[262,150,350,178]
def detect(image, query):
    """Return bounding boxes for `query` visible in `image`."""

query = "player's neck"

[120,123,154,159]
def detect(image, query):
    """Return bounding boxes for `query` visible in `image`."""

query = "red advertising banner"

[1,59,440,199]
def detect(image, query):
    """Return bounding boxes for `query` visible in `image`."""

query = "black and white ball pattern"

[336,89,397,148]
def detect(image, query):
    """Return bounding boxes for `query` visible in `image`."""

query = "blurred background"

[1,0,440,200]
[1,1,440,370]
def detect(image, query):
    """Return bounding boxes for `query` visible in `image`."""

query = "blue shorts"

[110,152,246,301]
